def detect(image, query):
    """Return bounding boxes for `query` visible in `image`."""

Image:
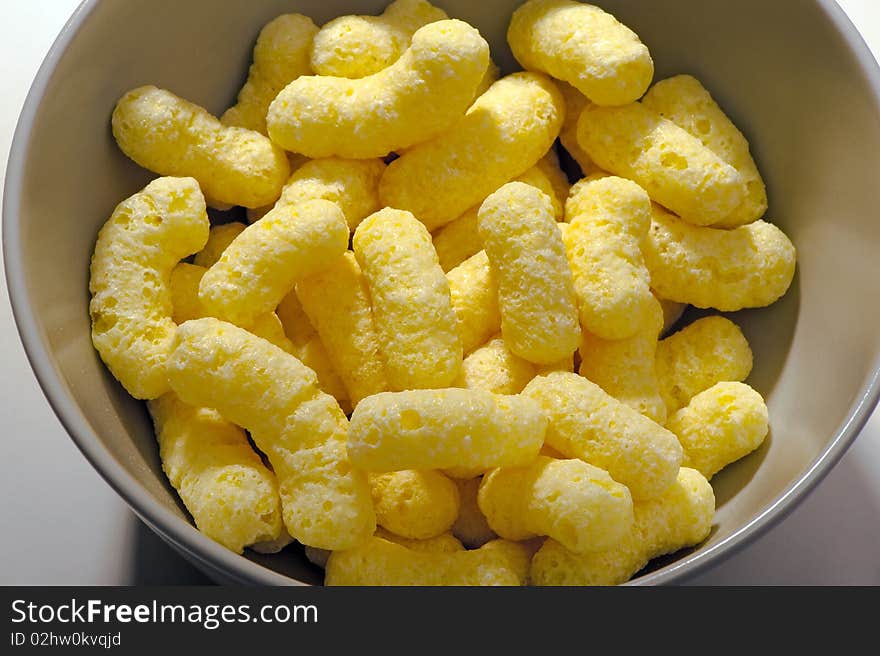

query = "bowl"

[5,0,880,585]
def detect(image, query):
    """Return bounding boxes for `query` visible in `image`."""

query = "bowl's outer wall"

[4,0,880,585]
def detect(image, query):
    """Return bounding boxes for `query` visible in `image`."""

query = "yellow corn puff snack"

[643,205,796,311]
[577,102,746,226]
[166,318,374,550]
[432,163,562,272]
[276,289,316,347]
[557,82,596,174]
[325,537,526,586]
[447,251,501,355]
[478,182,580,365]
[169,263,212,325]
[310,0,448,78]
[508,0,653,106]
[251,157,387,229]
[199,199,348,327]
[369,470,460,539]
[531,467,714,585]
[353,208,462,390]
[478,456,634,553]
[291,336,350,411]
[112,86,289,209]
[535,148,572,210]
[268,20,489,158]
[657,295,686,336]
[455,335,537,394]
[296,252,388,405]
[89,177,209,400]
[433,206,483,273]
[170,262,297,357]
[348,388,546,473]
[517,166,564,220]
[656,315,753,414]
[522,372,682,500]
[452,477,497,548]
[380,72,565,231]
[642,74,767,228]
[375,528,464,553]
[563,175,656,340]
[221,14,318,135]
[147,393,283,554]
[579,296,666,424]
[193,222,246,268]
[667,382,769,479]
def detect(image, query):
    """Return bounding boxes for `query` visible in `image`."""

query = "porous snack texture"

[268,20,490,158]
[112,86,289,208]
[92,0,796,585]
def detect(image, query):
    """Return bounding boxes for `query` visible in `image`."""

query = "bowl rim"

[4,0,880,586]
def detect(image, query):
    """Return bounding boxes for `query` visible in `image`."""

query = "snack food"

[348,388,546,473]
[247,157,386,227]
[310,0,448,78]
[89,177,209,399]
[325,536,529,586]
[432,159,564,272]
[370,470,460,539]
[452,477,497,548]
[353,208,462,390]
[166,318,375,550]
[379,72,564,231]
[508,0,653,106]
[478,456,634,553]
[562,175,655,340]
[667,382,769,479]
[455,335,540,394]
[577,102,747,226]
[221,14,318,135]
[530,468,714,585]
[579,297,667,424]
[268,20,490,158]
[478,182,580,364]
[296,252,388,405]
[112,86,289,208]
[655,315,754,414]
[446,251,502,356]
[199,199,348,327]
[193,222,247,268]
[643,205,797,311]
[148,392,283,553]
[642,74,767,228]
[522,372,682,500]
[90,0,799,586]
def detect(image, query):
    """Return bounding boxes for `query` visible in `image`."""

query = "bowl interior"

[5,0,880,584]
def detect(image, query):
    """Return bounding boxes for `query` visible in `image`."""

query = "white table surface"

[1,0,878,586]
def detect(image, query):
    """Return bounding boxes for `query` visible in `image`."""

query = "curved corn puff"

[148,393,282,554]
[508,0,653,106]
[221,14,318,135]
[166,318,374,550]
[522,372,682,500]
[268,20,489,158]
[112,86,289,208]
[89,177,209,399]
[380,72,565,231]
[531,468,714,585]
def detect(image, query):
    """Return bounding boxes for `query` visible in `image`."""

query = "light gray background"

[1,0,878,585]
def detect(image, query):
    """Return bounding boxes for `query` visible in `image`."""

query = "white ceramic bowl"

[5,0,880,584]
